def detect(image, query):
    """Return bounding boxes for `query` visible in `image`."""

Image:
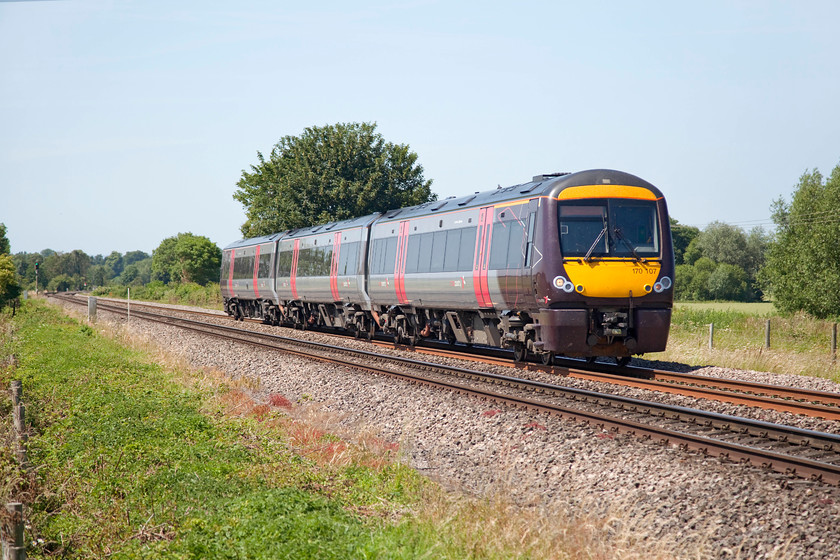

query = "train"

[221,169,674,365]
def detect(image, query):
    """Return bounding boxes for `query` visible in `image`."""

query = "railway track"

[84,295,840,421]
[53,293,840,485]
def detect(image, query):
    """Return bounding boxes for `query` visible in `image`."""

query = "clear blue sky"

[2,0,839,257]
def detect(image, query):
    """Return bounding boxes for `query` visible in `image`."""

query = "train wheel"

[513,343,526,363]
[616,356,631,367]
[540,351,555,366]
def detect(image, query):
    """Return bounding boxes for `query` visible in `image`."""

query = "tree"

[0,223,10,255]
[0,254,21,308]
[707,263,748,301]
[234,122,436,237]
[124,250,149,266]
[104,251,124,276]
[152,233,221,285]
[763,164,840,317]
[669,218,700,265]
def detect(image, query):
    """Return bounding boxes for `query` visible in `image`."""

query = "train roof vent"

[521,182,542,193]
[324,222,337,231]
[431,200,449,211]
[386,209,403,218]
[458,194,478,206]
[532,172,571,182]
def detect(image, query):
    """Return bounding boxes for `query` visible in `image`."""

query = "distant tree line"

[672,219,770,302]
[10,233,221,293]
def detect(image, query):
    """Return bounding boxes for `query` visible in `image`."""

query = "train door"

[329,232,342,302]
[290,239,300,299]
[473,206,493,308]
[394,220,410,304]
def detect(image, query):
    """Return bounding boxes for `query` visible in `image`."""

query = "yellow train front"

[526,169,673,364]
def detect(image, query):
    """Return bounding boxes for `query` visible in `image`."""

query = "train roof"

[222,169,664,248]
[223,232,284,250]
[373,169,664,223]
[281,212,381,239]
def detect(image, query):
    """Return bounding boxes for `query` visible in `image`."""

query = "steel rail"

[55,294,840,485]
[76,295,840,419]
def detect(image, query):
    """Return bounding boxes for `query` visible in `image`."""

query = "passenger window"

[443,230,461,272]
[506,220,525,268]
[458,227,477,271]
[417,233,433,273]
[430,231,446,272]
[258,252,272,278]
[489,222,509,270]
[345,242,359,275]
[384,237,398,274]
[405,235,421,274]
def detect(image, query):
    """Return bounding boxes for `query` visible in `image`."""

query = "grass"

[649,302,840,382]
[0,301,680,559]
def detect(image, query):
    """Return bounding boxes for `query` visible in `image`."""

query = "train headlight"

[552,276,575,293]
[653,276,672,293]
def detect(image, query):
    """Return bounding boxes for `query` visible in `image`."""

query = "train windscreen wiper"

[584,224,608,262]
[613,227,645,262]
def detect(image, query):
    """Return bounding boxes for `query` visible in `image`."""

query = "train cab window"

[559,204,608,257]
[612,201,659,256]
[559,200,660,259]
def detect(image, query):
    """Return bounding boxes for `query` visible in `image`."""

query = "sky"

[1,0,839,257]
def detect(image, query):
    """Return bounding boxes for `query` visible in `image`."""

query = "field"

[650,301,840,382]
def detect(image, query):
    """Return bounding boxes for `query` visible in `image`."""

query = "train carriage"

[274,214,378,331]
[221,233,282,321]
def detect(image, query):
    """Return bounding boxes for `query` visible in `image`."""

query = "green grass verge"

[0,302,454,559]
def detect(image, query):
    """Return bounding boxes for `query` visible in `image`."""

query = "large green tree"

[763,164,840,317]
[234,122,436,237]
[152,233,221,285]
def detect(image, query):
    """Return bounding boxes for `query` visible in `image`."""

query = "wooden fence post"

[9,381,21,407]
[1,502,25,560]
[9,383,28,469]
[765,319,771,349]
